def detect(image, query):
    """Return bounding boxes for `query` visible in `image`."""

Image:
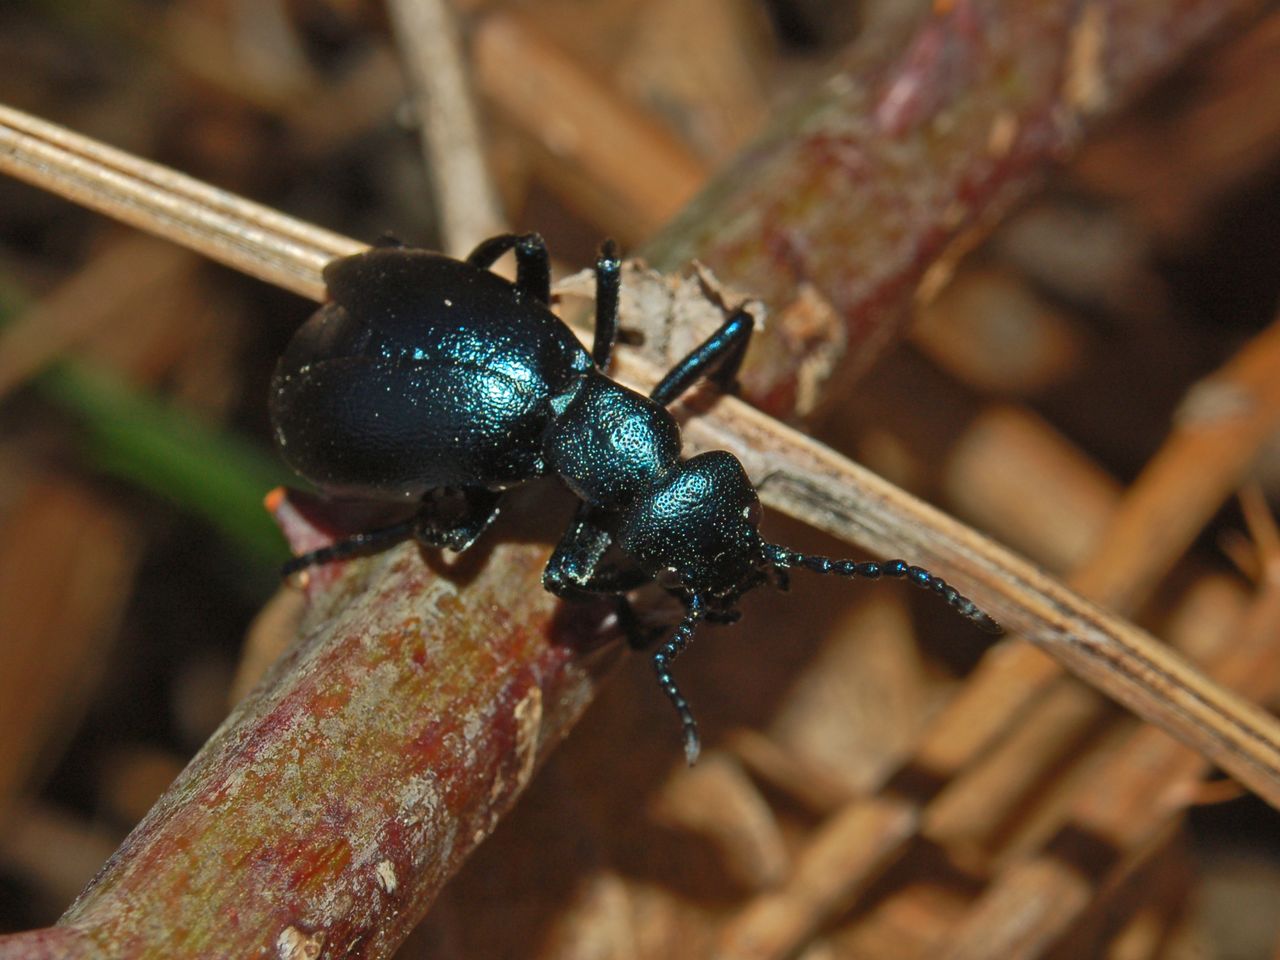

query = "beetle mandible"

[270,233,1001,763]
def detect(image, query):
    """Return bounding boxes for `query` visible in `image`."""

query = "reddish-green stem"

[0,495,619,959]
[644,0,1258,416]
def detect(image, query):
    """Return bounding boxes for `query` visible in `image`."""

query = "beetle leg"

[546,506,704,761]
[465,232,551,304]
[544,507,665,644]
[411,486,502,553]
[543,502,650,599]
[610,595,671,651]
[591,239,621,369]
[649,309,754,407]
[281,519,415,577]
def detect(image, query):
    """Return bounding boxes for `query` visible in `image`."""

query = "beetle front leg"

[542,502,650,600]
[649,309,754,407]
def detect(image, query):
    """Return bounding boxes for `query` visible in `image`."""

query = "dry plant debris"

[1,2,1280,958]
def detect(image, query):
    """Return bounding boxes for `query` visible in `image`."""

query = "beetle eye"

[744,498,762,526]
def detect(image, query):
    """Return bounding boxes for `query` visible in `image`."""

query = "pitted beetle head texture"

[617,451,765,602]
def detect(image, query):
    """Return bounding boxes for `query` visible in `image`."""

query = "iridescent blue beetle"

[271,234,1000,762]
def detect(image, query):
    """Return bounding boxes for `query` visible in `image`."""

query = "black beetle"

[271,233,1001,762]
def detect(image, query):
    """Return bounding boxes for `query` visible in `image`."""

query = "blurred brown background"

[2,1,1280,957]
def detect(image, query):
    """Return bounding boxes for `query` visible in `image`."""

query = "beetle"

[271,232,1001,762]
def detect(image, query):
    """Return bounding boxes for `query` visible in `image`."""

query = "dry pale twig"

[3,101,1280,809]
[941,539,1280,960]
[4,105,1280,957]
[706,319,1280,957]
[472,11,708,244]
[711,308,1280,960]
[0,104,362,301]
[916,316,1280,836]
[387,0,508,255]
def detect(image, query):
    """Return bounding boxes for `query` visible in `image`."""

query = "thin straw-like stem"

[0,104,363,301]
[4,101,1280,959]
[3,103,1278,808]
[386,0,508,255]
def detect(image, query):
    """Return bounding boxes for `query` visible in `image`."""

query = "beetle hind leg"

[282,519,416,577]
[466,233,551,304]
[412,486,502,552]
[278,488,500,578]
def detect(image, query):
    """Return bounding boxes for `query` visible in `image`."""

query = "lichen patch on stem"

[276,925,325,960]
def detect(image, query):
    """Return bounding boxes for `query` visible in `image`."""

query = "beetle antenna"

[764,544,1002,634]
[653,597,706,765]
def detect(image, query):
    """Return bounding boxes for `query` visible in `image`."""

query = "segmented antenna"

[764,544,1002,635]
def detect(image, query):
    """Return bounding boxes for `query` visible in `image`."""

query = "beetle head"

[617,450,767,605]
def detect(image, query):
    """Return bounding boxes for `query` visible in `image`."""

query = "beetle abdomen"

[272,352,558,501]
[271,254,594,502]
